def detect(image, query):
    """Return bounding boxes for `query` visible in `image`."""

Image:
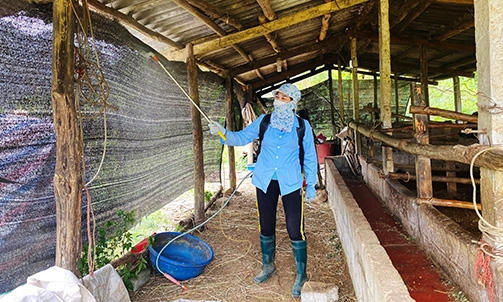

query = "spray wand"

[150,54,226,141]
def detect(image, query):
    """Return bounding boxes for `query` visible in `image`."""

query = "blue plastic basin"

[148,232,214,281]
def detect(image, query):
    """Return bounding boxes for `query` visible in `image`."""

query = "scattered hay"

[130,173,355,302]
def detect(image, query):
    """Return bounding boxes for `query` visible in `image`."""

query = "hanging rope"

[71,0,116,277]
[470,146,503,302]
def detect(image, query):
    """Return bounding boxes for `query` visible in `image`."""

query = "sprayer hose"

[155,171,253,273]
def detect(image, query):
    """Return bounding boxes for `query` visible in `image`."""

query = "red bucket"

[316,141,337,164]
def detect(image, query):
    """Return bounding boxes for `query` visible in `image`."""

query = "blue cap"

[277,83,301,102]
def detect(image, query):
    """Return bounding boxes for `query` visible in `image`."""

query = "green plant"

[204,190,213,202]
[79,210,148,291]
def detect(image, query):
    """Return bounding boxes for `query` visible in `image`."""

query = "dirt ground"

[130,171,356,302]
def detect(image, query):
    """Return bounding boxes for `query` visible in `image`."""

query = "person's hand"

[208,121,226,136]
[305,185,316,202]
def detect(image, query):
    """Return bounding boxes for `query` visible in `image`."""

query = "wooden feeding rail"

[347,102,503,211]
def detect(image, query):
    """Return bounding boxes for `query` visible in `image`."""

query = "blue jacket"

[222,114,317,195]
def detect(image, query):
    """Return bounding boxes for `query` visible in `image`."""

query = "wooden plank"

[52,0,83,274]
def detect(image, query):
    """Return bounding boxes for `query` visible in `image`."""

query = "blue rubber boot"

[291,240,308,298]
[254,234,276,283]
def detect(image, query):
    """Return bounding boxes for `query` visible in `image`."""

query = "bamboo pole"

[417,198,481,210]
[52,0,82,273]
[348,121,503,171]
[409,105,478,123]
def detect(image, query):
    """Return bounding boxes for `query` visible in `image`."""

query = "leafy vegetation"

[79,210,150,291]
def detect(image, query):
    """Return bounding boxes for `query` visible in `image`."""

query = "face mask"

[273,99,288,107]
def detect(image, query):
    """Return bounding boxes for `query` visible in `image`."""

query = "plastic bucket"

[316,141,337,164]
[148,232,214,281]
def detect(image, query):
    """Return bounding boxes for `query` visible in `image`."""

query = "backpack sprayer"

[150,54,226,141]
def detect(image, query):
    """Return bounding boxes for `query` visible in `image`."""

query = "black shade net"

[0,2,224,292]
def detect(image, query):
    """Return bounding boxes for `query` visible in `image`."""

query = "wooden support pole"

[453,76,462,123]
[373,75,378,124]
[394,75,400,123]
[226,75,236,190]
[187,43,205,226]
[379,0,394,174]
[420,44,429,106]
[446,161,457,195]
[350,38,361,154]
[328,68,337,138]
[337,61,344,128]
[52,0,83,274]
[412,83,432,199]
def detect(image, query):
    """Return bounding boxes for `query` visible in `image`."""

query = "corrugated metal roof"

[90,0,476,91]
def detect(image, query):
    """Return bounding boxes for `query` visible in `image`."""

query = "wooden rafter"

[350,29,475,52]
[173,0,264,78]
[186,0,242,30]
[230,34,347,76]
[256,0,276,21]
[393,0,433,34]
[87,0,184,49]
[164,0,368,58]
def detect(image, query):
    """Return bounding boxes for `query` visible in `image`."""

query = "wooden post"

[337,60,344,128]
[52,0,82,273]
[420,44,429,106]
[373,75,378,124]
[187,43,205,225]
[328,68,337,138]
[379,0,394,174]
[394,75,400,123]
[412,83,432,199]
[453,76,462,122]
[226,75,236,190]
[446,161,457,195]
[350,38,361,154]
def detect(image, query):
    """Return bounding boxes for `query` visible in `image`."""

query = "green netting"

[0,2,224,292]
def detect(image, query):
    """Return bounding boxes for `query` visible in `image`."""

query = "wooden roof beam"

[87,0,184,49]
[434,13,474,41]
[186,0,243,30]
[393,0,433,34]
[256,0,276,21]
[250,54,339,90]
[165,0,368,58]
[258,13,281,53]
[349,29,475,52]
[173,0,264,78]
[230,34,348,76]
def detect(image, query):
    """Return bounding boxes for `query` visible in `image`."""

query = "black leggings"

[256,180,305,241]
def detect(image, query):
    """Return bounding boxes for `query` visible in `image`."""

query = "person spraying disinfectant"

[208,83,318,298]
